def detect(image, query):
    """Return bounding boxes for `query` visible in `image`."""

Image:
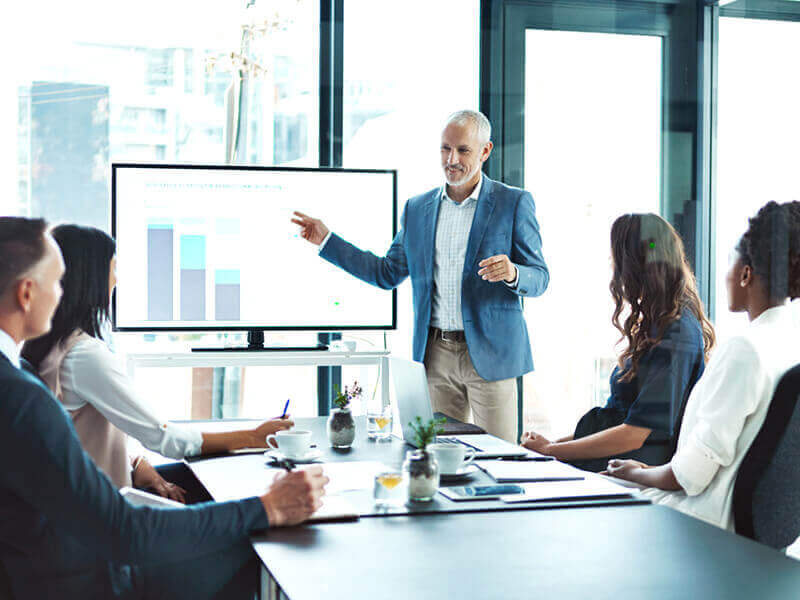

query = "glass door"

[486,0,703,440]
[714,12,800,342]
[522,28,663,438]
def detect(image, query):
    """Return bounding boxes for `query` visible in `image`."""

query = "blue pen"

[280,398,290,419]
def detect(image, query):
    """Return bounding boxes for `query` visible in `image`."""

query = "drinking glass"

[366,405,393,441]
[373,471,405,507]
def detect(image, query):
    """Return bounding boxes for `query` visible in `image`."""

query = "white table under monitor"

[125,351,392,409]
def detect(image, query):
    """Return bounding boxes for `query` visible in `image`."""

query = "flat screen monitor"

[112,163,397,333]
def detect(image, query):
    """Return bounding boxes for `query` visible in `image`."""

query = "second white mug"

[427,443,476,475]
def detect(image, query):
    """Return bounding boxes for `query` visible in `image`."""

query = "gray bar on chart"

[147,228,173,321]
[215,284,241,321]
[180,269,206,321]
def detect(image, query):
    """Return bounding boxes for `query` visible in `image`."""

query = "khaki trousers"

[423,333,518,443]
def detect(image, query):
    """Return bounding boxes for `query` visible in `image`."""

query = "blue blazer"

[320,176,549,381]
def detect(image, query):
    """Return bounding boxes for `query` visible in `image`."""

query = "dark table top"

[187,417,800,599]
[187,416,646,517]
[253,504,800,600]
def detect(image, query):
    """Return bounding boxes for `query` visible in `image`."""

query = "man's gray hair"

[445,110,492,144]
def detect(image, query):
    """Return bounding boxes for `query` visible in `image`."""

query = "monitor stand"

[191,330,329,352]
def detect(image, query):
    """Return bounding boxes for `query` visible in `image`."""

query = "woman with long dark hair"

[23,224,293,502]
[521,213,715,471]
[606,201,800,530]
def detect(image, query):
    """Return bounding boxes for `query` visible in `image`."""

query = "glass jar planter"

[403,449,439,502]
[327,407,355,448]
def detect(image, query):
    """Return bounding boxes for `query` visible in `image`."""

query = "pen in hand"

[280,398,290,419]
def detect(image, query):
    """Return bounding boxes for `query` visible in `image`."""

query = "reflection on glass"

[715,16,800,342]
[523,29,662,438]
[12,0,320,422]
[15,0,319,229]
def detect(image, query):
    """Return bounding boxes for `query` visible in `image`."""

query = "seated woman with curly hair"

[522,213,715,471]
[606,201,800,530]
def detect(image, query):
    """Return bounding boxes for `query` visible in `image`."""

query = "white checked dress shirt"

[429,177,483,331]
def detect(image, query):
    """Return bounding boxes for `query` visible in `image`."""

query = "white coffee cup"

[267,430,312,459]
[427,443,476,475]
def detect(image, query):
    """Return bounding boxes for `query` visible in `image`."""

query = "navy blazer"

[320,176,549,381]
[0,354,268,598]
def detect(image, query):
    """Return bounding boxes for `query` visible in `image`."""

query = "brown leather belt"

[430,327,466,343]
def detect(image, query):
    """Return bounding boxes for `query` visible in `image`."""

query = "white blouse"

[59,336,203,459]
[642,302,800,530]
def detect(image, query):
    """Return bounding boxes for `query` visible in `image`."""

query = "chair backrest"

[733,363,800,549]
[0,559,14,600]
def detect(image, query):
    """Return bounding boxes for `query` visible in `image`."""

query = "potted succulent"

[403,416,446,502]
[326,382,361,448]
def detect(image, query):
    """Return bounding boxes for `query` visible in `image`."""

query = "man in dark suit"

[0,217,328,599]
[293,110,548,441]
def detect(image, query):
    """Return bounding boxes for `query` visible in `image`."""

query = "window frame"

[479,0,713,439]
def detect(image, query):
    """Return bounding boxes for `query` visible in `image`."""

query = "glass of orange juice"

[373,470,405,507]
[366,405,393,441]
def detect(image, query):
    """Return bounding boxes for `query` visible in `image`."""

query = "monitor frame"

[111,162,398,334]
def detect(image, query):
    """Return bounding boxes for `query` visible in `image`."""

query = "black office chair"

[0,559,14,600]
[733,363,800,549]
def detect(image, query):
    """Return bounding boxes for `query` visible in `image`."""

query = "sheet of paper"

[321,461,390,495]
[479,460,585,482]
[187,455,388,501]
[500,476,634,503]
[309,495,359,522]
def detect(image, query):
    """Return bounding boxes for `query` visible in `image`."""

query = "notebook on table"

[500,477,636,504]
[479,460,585,483]
[122,481,358,522]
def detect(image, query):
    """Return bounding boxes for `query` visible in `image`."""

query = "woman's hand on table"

[603,459,647,482]
[520,431,553,455]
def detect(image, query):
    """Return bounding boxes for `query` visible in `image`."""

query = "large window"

[714,15,800,341]
[522,29,663,438]
[7,0,321,421]
[11,0,319,228]
[341,0,480,369]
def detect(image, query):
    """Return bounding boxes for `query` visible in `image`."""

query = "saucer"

[439,464,480,481]
[264,448,323,464]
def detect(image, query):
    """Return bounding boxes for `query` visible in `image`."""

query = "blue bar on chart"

[215,269,241,321]
[147,221,173,321]
[180,234,206,321]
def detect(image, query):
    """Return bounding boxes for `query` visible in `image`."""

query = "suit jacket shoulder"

[0,353,51,398]
[405,185,440,212]
[485,177,530,207]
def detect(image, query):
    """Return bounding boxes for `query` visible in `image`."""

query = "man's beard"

[445,165,476,186]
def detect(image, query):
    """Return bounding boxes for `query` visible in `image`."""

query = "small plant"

[409,416,446,451]
[332,381,363,410]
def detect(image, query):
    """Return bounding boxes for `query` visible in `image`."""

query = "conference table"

[184,417,800,600]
